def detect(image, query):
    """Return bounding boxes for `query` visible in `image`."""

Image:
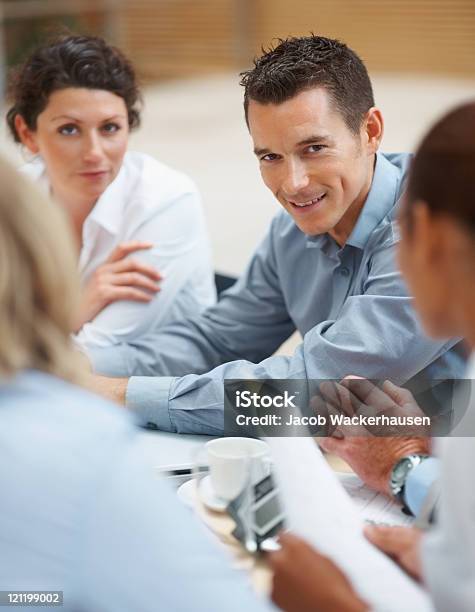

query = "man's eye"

[102,123,121,134]
[261,153,280,162]
[307,144,325,153]
[58,124,78,135]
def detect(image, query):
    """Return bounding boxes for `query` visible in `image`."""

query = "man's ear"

[363,107,384,156]
[14,115,40,154]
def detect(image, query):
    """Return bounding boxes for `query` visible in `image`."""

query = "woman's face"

[17,87,129,204]
[398,202,462,339]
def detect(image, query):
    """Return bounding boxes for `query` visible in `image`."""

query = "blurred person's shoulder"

[0,369,138,456]
[0,370,155,598]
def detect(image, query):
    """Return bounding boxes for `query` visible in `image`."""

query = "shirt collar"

[346,153,401,249]
[305,232,338,257]
[305,152,402,252]
[26,156,128,237]
[85,163,128,236]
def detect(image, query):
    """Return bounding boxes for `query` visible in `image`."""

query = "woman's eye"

[102,123,121,134]
[58,124,78,136]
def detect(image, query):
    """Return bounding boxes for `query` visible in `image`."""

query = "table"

[136,429,272,593]
[136,430,350,473]
[135,431,354,596]
[136,429,212,471]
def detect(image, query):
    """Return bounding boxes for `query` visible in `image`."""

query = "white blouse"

[22,151,216,352]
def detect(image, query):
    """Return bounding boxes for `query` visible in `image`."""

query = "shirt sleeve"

[124,236,457,434]
[403,457,440,517]
[75,438,274,612]
[88,215,297,378]
[74,190,216,352]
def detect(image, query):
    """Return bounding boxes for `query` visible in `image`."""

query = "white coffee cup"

[206,437,271,501]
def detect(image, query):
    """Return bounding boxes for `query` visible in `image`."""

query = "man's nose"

[282,159,310,196]
[83,131,104,163]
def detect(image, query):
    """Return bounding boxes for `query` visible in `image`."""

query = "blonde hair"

[0,156,84,382]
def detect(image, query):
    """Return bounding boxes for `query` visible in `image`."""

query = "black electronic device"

[227,473,285,552]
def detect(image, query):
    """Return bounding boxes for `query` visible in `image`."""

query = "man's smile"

[287,192,327,213]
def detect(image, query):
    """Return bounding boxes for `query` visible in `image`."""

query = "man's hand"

[365,525,423,581]
[74,241,161,332]
[314,378,430,495]
[318,435,429,495]
[314,378,429,437]
[84,374,128,406]
[269,533,369,612]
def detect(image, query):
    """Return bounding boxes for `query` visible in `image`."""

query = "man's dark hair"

[6,33,142,141]
[240,35,374,134]
[405,101,475,235]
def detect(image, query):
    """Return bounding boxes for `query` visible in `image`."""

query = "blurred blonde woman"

[0,157,272,612]
[0,152,82,382]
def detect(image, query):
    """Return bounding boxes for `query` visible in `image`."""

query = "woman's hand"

[269,533,369,612]
[365,525,423,581]
[74,241,161,331]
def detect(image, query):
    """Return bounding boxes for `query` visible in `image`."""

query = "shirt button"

[339,267,350,277]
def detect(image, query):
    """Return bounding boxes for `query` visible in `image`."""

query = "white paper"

[339,473,415,527]
[266,437,433,612]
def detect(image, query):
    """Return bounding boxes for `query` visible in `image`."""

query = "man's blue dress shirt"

[89,153,464,435]
[405,458,439,516]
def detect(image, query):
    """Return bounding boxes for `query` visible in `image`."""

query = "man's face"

[248,88,375,237]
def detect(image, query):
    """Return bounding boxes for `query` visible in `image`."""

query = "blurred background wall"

[5,1,472,78]
[1,0,475,284]
[124,0,475,79]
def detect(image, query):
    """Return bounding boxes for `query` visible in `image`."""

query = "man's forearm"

[85,374,128,406]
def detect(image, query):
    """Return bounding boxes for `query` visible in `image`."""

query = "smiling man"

[247,77,379,245]
[86,35,463,434]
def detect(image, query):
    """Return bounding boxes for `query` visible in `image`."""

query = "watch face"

[394,458,411,480]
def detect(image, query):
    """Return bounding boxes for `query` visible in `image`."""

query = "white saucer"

[176,475,228,512]
[176,478,195,508]
[198,475,228,512]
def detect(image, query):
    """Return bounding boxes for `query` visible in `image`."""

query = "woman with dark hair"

[6,33,215,358]
[268,102,475,611]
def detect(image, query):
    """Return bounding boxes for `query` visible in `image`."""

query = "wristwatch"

[390,454,429,508]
